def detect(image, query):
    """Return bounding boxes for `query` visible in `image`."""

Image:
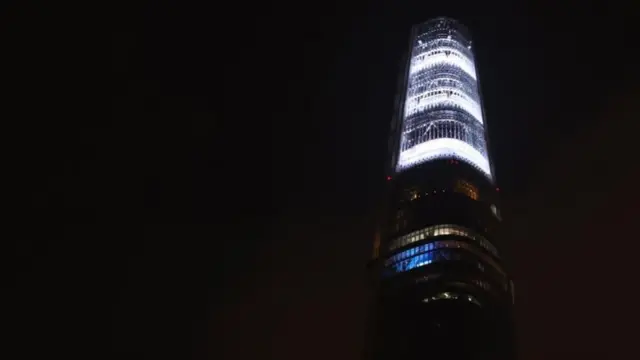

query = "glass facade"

[384,239,504,276]
[388,223,498,256]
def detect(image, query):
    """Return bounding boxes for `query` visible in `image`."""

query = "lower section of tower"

[370,293,515,360]
[366,157,516,360]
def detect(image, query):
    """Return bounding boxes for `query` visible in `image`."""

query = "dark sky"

[14,0,640,359]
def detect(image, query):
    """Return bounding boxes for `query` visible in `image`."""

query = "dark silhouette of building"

[366,17,516,360]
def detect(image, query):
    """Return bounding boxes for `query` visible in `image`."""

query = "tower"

[368,17,516,360]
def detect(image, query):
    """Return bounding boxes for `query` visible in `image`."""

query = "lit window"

[491,204,501,220]
[384,238,505,276]
[422,292,480,306]
[454,179,479,200]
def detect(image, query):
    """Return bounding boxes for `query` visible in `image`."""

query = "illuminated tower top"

[395,17,491,179]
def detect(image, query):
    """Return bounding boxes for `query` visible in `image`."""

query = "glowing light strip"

[409,50,476,79]
[404,88,483,123]
[414,39,470,54]
[397,138,491,177]
[401,118,470,136]
[407,76,476,98]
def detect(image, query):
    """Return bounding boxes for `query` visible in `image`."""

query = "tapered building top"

[392,17,492,179]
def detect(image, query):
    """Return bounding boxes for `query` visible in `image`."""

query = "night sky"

[14,0,640,359]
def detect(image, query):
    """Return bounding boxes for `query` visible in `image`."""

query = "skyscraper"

[367,17,516,360]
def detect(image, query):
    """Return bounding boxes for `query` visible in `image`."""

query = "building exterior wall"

[369,17,516,360]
